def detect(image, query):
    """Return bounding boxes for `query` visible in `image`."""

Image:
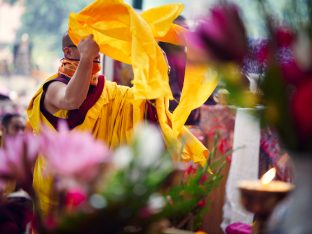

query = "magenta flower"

[40,122,111,183]
[64,188,87,210]
[225,222,252,234]
[292,79,312,138]
[0,133,39,193]
[274,26,295,48]
[188,3,248,64]
[280,59,307,85]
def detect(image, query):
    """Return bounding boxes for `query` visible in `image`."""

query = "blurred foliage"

[4,0,92,37]
[4,0,93,72]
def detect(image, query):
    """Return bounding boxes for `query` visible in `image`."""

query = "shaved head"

[62,32,75,50]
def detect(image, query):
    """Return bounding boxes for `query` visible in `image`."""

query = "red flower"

[184,164,197,176]
[199,174,208,185]
[275,27,295,48]
[189,3,248,64]
[65,189,87,209]
[197,199,206,207]
[292,79,312,137]
[218,138,231,155]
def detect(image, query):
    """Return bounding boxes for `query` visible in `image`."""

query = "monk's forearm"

[65,56,93,109]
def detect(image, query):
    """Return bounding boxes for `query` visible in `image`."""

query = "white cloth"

[221,108,260,230]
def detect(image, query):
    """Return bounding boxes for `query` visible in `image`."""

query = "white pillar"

[221,108,260,230]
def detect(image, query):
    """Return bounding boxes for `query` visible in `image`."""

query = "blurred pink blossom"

[0,133,39,193]
[188,3,248,64]
[40,122,111,183]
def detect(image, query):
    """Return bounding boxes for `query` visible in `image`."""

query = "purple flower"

[40,122,111,183]
[188,3,248,64]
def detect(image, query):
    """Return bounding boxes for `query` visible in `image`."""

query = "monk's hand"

[78,34,100,60]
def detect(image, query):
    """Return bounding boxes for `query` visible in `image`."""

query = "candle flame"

[261,168,276,185]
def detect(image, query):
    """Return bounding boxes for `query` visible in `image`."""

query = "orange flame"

[260,168,276,185]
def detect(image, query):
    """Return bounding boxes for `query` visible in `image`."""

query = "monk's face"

[63,45,80,61]
[63,46,100,63]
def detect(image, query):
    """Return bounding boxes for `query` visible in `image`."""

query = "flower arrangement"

[0,122,225,234]
[188,0,312,154]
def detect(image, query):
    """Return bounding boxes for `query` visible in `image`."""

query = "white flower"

[113,146,133,169]
[147,193,166,214]
[134,124,164,168]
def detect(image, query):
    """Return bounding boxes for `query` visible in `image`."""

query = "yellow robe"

[27,0,219,217]
[27,75,208,214]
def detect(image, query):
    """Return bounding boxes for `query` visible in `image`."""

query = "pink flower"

[40,122,111,182]
[225,222,252,234]
[291,79,312,137]
[188,3,248,64]
[0,133,39,193]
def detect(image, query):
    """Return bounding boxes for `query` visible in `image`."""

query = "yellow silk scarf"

[68,0,218,140]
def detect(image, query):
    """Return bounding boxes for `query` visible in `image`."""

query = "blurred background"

[0,1,298,233]
[0,0,290,112]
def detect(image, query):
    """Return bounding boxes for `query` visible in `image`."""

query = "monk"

[27,33,208,214]
[28,34,140,147]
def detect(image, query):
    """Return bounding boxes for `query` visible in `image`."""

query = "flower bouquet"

[0,122,225,234]
[188,0,312,154]
[187,1,312,233]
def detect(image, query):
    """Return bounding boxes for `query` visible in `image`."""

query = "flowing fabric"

[68,0,183,100]
[68,0,218,147]
[172,63,219,135]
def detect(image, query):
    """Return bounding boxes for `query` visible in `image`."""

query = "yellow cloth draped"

[68,0,217,149]
[68,0,183,100]
[172,64,219,135]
